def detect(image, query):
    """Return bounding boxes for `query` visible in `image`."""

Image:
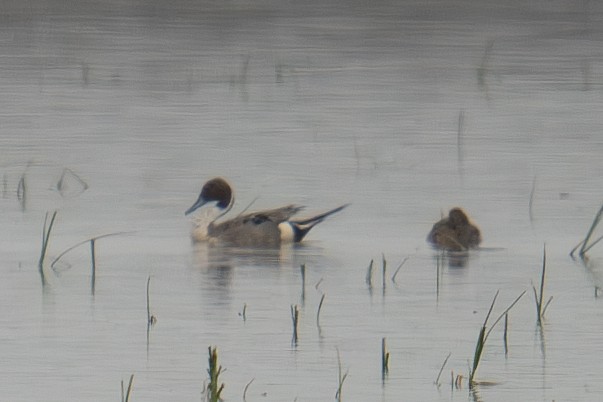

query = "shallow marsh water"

[1,0,603,401]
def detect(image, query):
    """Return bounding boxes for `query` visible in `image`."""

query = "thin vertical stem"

[537,245,546,322]
[300,264,306,304]
[365,259,373,287]
[90,238,96,295]
[503,313,509,356]
[121,374,134,402]
[291,305,299,346]
[146,275,152,324]
[207,346,224,402]
[38,211,58,287]
[335,348,348,402]
[529,176,537,223]
[316,294,325,327]
[434,352,451,386]
[381,254,387,290]
[381,337,389,379]
[38,211,58,268]
[17,174,26,211]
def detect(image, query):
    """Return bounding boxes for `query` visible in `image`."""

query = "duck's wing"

[427,217,468,251]
[241,205,304,225]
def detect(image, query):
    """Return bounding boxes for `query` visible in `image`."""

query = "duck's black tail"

[290,204,349,242]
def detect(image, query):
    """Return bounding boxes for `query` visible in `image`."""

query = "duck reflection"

[433,250,471,268]
[192,242,294,271]
[190,241,328,286]
[190,242,330,316]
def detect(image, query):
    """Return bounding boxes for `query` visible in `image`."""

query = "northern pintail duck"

[185,177,348,247]
[427,207,481,251]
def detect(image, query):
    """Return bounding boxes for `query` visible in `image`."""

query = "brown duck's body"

[427,208,481,251]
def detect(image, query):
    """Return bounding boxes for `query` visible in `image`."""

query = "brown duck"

[427,207,481,251]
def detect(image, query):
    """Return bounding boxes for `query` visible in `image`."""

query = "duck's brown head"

[185,177,233,215]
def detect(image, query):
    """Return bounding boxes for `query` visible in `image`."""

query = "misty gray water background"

[1,0,603,400]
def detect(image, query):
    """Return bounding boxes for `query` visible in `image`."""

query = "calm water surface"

[1,0,603,401]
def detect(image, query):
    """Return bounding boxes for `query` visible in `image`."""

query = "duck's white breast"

[278,222,295,243]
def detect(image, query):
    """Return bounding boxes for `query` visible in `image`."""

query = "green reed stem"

[381,337,390,379]
[365,259,374,288]
[391,257,409,284]
[582,235,603,255]
[50,231,132,268]
[300,264,306,303]
[469,290,525,387]
[529,175,536,223]
[335,348,348,402]
[243,378,254,402]
[240,303,247,322]
[503,313,509,356]
[291,304,299,346]
[532,245,553,324]
[381,254,387,289]
[206,346,224,402]
[17,174,26,210]
[121,374,134,402]
[38,211,58,287]
[146,275,157,326]
[434,352,451,387]
[577,203,603,258]
[316,294,325,327]
[90,238,96,295]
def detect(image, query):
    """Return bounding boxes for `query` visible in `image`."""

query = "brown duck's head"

[448,207,469,227]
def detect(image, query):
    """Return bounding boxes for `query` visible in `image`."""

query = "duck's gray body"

[206,205,301,247]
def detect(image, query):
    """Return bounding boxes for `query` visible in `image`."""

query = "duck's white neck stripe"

[190,206,223,241]
[278,222,295,243]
